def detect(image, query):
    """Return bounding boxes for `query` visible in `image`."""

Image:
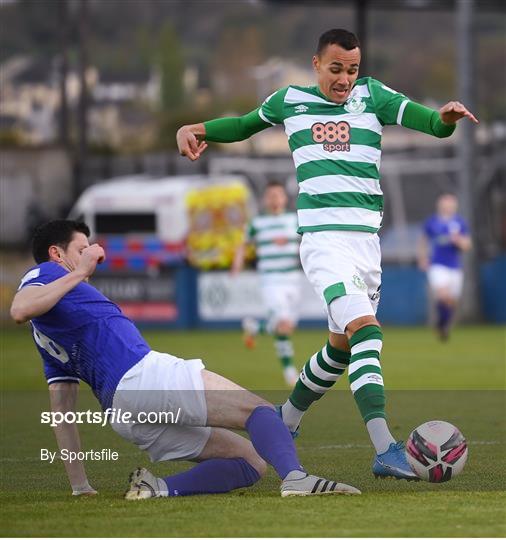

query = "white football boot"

[125,467,167,500]
[280,473,361,497]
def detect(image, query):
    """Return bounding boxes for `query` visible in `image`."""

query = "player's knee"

[329,294,376,334]
[240,399,275,428]
[276,320,294,335]
[245,453,267,478]
[328,332,350,351]
[346,315,380,335]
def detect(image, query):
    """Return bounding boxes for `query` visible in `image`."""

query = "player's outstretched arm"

[11,271,88,323]
[400,100,478,138]
[10,244,105,323]
[177,109,272,161]
[49,382,97,496]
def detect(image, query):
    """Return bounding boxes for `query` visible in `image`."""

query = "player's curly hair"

[317,29,360,55]
[32,220,90,264]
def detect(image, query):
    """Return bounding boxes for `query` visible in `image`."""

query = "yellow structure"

[186,183,253,269]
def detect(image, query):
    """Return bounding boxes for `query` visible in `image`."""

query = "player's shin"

[245,405,305,480]
[281,341,350,431]
[274,334,299,385]
[274,334,294,368]
[436,301,452,330]
[348,325,395,454]
[163,458,260,496]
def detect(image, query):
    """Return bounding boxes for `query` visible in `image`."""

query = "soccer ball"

[406,420,468,482]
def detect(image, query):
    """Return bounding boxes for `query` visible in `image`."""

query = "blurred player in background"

[418,192,472,340]
[232,181,301,387]
[177,28,477,480]
[10,220,360,499]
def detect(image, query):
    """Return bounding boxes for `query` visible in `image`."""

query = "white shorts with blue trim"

[428,264,464,298]
[110,350,211,462]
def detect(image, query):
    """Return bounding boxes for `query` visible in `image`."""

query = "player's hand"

[76,244,106,279]
[176,126,208,161]
[450,232,461,245]
[450,232,470,251]
[439,101,479,125]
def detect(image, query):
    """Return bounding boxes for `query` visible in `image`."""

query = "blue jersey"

[18,262,151,409]
[423,214,469,269]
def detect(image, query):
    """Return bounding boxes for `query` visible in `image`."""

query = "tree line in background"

[0,0,504,153]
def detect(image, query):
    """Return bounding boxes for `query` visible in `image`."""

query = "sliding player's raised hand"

[439,101,479,125]
[176,124,208,161]
[77,244,105,279]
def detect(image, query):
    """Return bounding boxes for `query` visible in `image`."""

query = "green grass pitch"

[1,325,505,537]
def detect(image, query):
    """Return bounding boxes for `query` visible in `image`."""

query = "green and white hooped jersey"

[259,77,410,234]
[247,212,300,276]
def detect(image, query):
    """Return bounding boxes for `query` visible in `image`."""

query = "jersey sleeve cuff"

[17,282,44,291]
[430,113,456,138]
[47,377,80,385]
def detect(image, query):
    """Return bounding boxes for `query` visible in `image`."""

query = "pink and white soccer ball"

[406,420,468,482]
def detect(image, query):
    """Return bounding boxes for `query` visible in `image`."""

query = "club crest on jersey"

[294,104,308,113]
[311,121,351,152]
[352,274,367,290]
[344,96,366,114]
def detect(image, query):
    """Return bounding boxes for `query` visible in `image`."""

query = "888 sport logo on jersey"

[311,121,351,152]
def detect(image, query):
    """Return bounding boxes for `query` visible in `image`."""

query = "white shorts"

[260,273,301,327]
[300,231,381,334]
[111,350,211,462]
[428,264,464,299]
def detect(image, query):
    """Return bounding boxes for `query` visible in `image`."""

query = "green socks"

[288,341,350,411]
[348,325,386,423]
[274,334,294,368]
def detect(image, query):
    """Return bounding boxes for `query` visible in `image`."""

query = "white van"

[69,174,252,244]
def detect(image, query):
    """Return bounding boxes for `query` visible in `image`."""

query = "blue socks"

[163,405,304,496]
[245,405,304,479]
[164,457,259,496]
[437,301,452,330]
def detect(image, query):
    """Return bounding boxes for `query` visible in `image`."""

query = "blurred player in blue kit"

[418,193,472,340]
[10,220,359,499]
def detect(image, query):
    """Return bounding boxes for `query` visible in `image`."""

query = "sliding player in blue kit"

[10,220,359,499]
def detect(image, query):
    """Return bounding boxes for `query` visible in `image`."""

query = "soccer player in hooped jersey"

[177,28,478,480]
[232,181,301,387]
[11,220,360,498]
[418,193,472,340]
